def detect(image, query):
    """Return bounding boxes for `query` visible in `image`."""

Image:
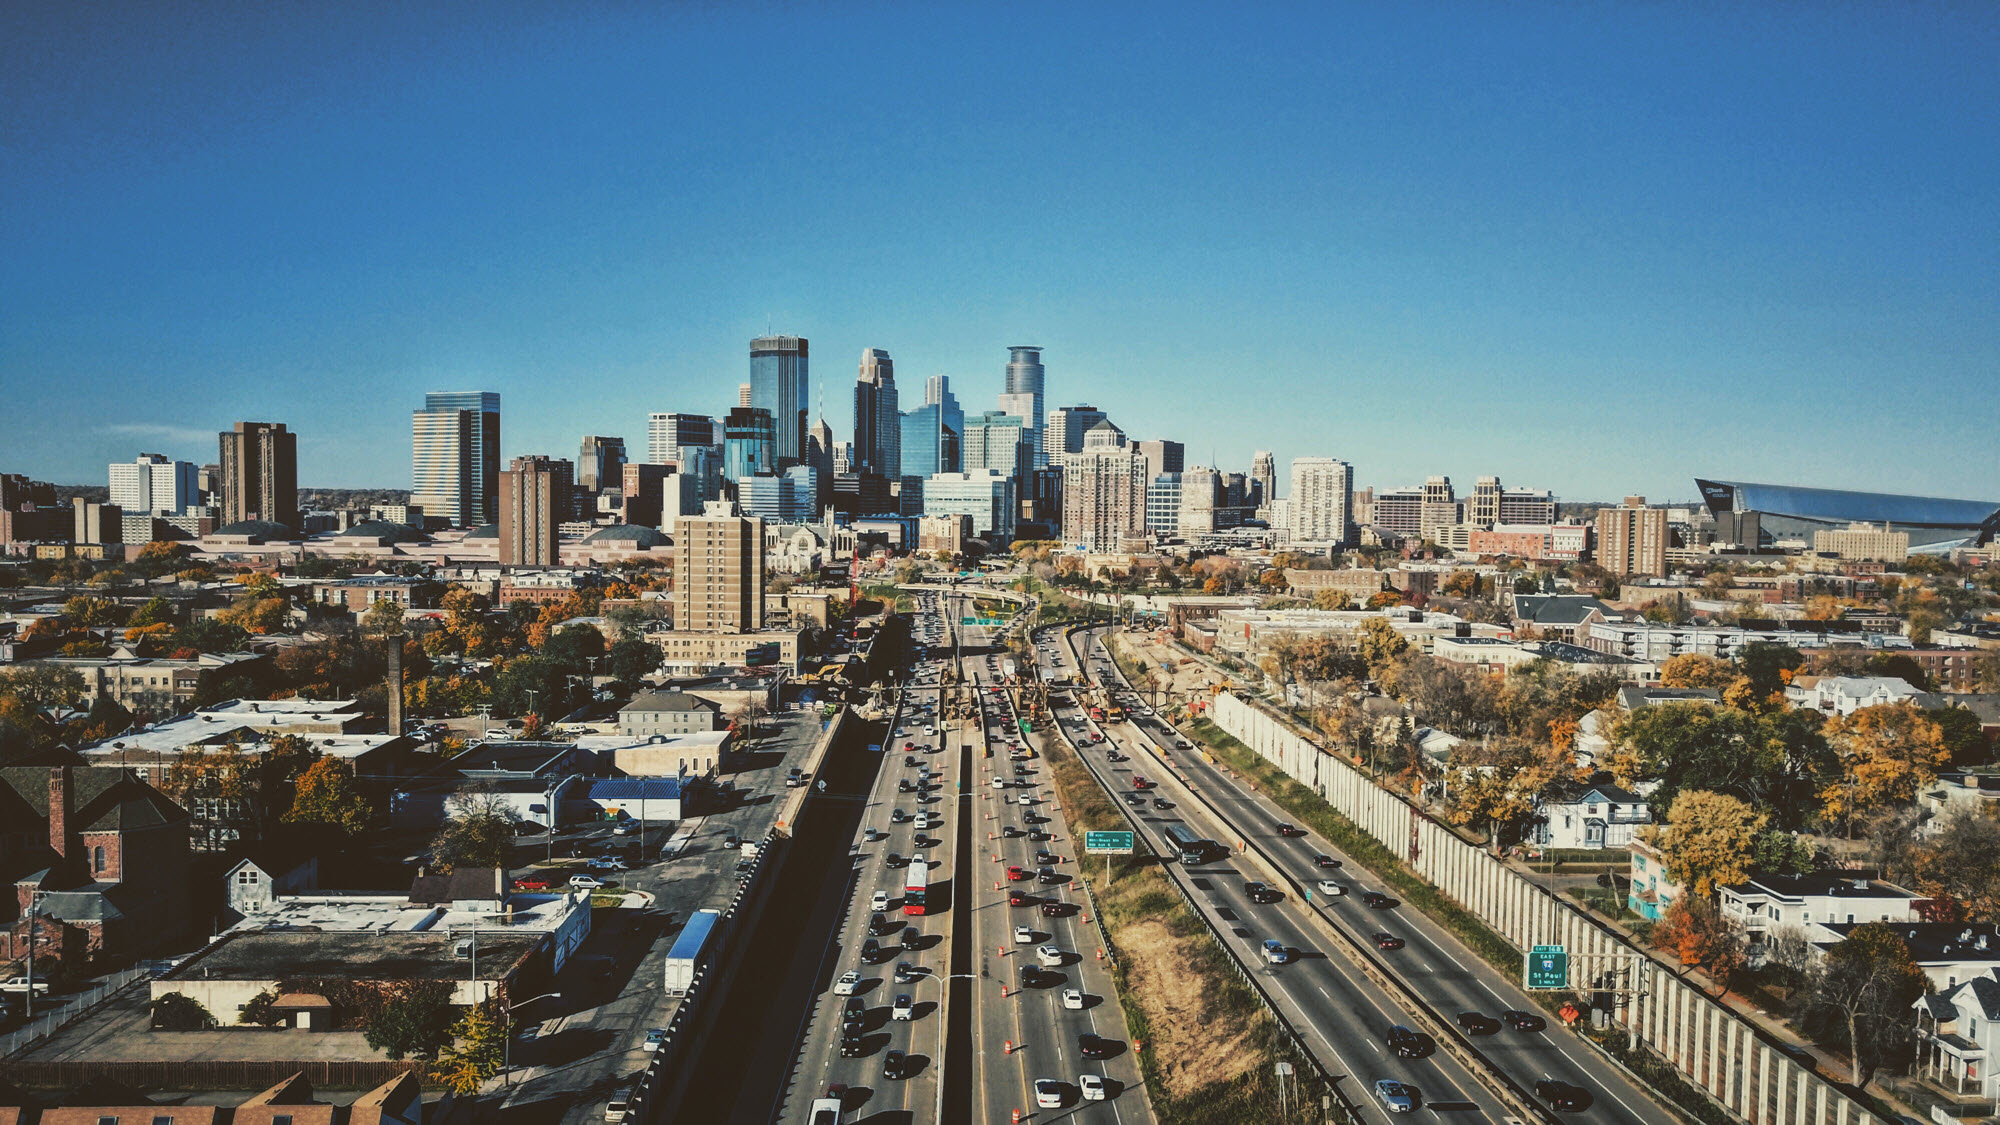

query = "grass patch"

[1037,696,1322,1123]
[1566,885,1640,923]
[591,892,626,908]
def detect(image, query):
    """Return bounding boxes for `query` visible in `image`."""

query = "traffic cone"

[1013,1110,1023,1124]
[1005,1039,1015,1054]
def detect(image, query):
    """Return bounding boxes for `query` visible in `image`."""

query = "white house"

[223,851,321,924]
[1814,922,2000,993]
[1719,872,1921,965]
[1784,675,1933,717]
[1915,973,2000,1099]
[1534,783,1652,850]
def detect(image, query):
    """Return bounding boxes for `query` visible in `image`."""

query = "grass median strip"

[1037,711,1316,1124]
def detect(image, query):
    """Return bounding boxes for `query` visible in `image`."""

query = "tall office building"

[1470,476,1503,527]
[739,464,821,524]
[1420,475,1461,541]
[622,463,676,529]
[578,436,627,494]
[1134,440,1185,483]
[1058,420,1146,552]
[899,403,957,482]
[1179,466,1223,536]
[1597,496,1669,577]
[853,347,901,478]
[832,441,854,475]
[749,336,808,467]
[1250,451,1276,507]
[218,422,298,528]
[674,501,766,634]
[805,417,835,510]
[963,411,1032,483]
[1498,488,1557,525]
[723,407,777,482]
[924,470,1016,542]
[925,374,964,451]
[738,383,753,407]
[1287,457,1353,545]
[648,413,715,467]
[109,454,198,516]
[1044,405,1108,458]
[1147,473,1184,536]
[1000,346,1046,468]
[499,456,571,566]
[411,391,500,527]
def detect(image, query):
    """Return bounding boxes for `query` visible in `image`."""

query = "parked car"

[568,875,605,890]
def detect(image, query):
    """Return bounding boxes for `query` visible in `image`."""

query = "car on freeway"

[841,996,867,1028]
[1535,1078,1591,1111]
[834,970,862,996]
[807,1097,843,1125]
[1078,1032,1114,1059]
[1457,1011,1501,1035]
[1105,750,1125,761]
[1275,823,1306,837]
[1009,890,1032,907]
[883,1048,910,1080]
[990,777,1008,789]
[1244,881,1282,904]
[839,1033,865,1058]
[871,890,891,911]
[1315,879,1347,897]
[1036,944,1066,966]
[1035,1079,1065,1109]
[723,834,742,849]
[1503,1009,1547,1031]
[1152,797,1173,810]
[1385,1024,1432,1058]
[1039,899,1069,917]
[642,1027,668,1052]
[894,960,920,982]
[870,912,896,935]
[1007,866,1030,881]
[891,993,913,1021]
[1312,853,1340,868]
[1062,988,1086,1010]
[1361,891,1396,909]
[1262,940,1290,964]
[1079,1073,1108,1101]
[1036,866,1062,884]
[1374,1079,1419,1114]
[1014,925,1036,943]
[1373,931,1405,950]
[1001,825,1024,838]
[886,852,906,869]
[890,809,910,823]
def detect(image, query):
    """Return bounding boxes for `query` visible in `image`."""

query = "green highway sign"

[1526,944,1568,990]
[1084,831,1135,855]
[961,616,1004,626]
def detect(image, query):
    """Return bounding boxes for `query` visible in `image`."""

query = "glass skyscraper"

[723,406,777,482]
[854,347,900,478]
[750,336,808,467]
[1001,345,1045,467]
[412,391,500,526]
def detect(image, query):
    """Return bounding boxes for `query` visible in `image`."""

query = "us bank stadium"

[1695,479,2000,553]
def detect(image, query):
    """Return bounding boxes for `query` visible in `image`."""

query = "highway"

[1071,627,1679,1125]
[773,594,958,1125]
[955,613,1154,1125]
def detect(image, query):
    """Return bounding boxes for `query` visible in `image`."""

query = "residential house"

[1508,593,1612,645]
[1534,783,1651,850]
[1784,675,1940,717]
[1719,872,1921,965]
[1914,973,2000,1100]
[617,690,724,738]
[223,849,321,924]
[1627,837,1680,921]
[1814,922,2000,992]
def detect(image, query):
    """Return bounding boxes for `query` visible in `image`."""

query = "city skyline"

[5,4,1998,501]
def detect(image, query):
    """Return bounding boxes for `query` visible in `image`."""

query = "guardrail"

[1065,626,1560,1125]
[2,964,155,1059]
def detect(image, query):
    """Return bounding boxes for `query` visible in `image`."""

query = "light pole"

[503,989,562,1087]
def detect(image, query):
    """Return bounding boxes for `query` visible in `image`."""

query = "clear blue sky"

[5,2,1997,502]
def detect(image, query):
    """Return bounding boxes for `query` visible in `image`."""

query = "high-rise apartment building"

[1372,489,1422,535]
[853,348,901,479]
[648,413,716,467]
[218,422,298,528]
[723,407,777,482]
[1058,421,1146,552]
[1498,488,1557,525]
[1287,457,1353,545]
[1045,405,1108,458]
[1179,466,1223,536]
[1812,522,1911,563]
[749,336,808,467]
[1470,476,1503,527]
[1134,440,1185,484]
[498,456,571,566]
[1250,451,1276,508]
[109,454,198,516]
[411,391,500,527]
[1596,496,1669,577]
[578,436,627,494]
[674,501,765,634]
[1000,346,1046,468]
[1419,475,1461,541]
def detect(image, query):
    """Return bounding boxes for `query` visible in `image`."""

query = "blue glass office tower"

[413,391,500,526]
[750,336,808,468]
[724,407,777,482]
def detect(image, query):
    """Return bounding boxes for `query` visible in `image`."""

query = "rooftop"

[1726,872,1917,901]
[172,929,543,981]
[621,689,717,714]
[1815,922,2000,963]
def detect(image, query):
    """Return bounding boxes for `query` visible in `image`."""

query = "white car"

[568,875,605,890]
[1316,879,1347,897]
[1035,1079,1065,1109]
[834,970,862,996]
[642,1027,668,1052]
[1014,926,1035,944]
[1061,988,1085,1010]
[808,1097,844,1125]
[990,777,1008,789]
[1079,1073,1107,1101]
[891,993,914,1021]
[871,891,890,912]
[1035,944,1065,966]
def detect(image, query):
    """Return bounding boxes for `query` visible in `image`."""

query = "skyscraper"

[963,411,1032,483]
[675,501,765,634]
[925,374,964,450]
[805,416,835,511]
[499,455,571,566]
[1133,440,1185,483]
[749,336,808,467]
[1001,346,1046,468]
[1044,405,1108,458]
[218,422,298,528]
[1058,420,1146,552]
[109,454,198,515]
[1287,457,1353,545]
[1470,476,1503,528]
[1420,475,1460,541]
[647,413,715,467]
[1597,496,1669,577]
[853,347,901,478]
[412,391,500,527]
[1179,466,1223,535]
[578,436,627,494]
[1250,451,1276,507]
[723,407,777,482]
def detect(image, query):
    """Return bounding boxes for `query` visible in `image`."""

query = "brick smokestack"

[48,765,71,860]
[385,633,405,736]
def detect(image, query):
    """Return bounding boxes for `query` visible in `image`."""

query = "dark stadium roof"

[212,519,299,540]
[334,520,431,543]
[1696,479,2000,535]
[581,523,671,546]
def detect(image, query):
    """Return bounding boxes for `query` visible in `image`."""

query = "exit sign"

[1526,945,1568,990]
[1084,831,1135,855]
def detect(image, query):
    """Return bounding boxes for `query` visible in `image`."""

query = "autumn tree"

[284,757,374,836]
[1887,809,2000,923]
[360,598,405,636]
[1443,737,1572,852]
[1651,790,1764,897]
[1658,654,1736,691]
[1818,703,1951,834]
[1796,924,1928,1088]
[1309,588,1352,611]
[430,793,519,872]
[432,1001,508,1094]
[1353,617,1409,676]
[1651,895,1747,994]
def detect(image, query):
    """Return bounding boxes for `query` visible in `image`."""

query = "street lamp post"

[503,989,562,1087]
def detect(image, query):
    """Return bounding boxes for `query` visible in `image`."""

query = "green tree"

[284,757,374,836]
[543,623,607,675]
[150,992,218,1030]
[173,616,249,654]
[1798,924,1929,1088]
[432,1001,509,1094]
[607,636,663,684]
[127,596,177,630]
[364,980,458,1060]
[490,654,570,718]
[238,988,287,1027]
[360,598,406,636]
[0,663,90,710]
[430,794,519,872]
[1748,829,1816,877]
[1652,790,1765,897]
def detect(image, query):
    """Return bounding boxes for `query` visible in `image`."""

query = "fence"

[1209,688,1882,1125]
[1,964,153,1059]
